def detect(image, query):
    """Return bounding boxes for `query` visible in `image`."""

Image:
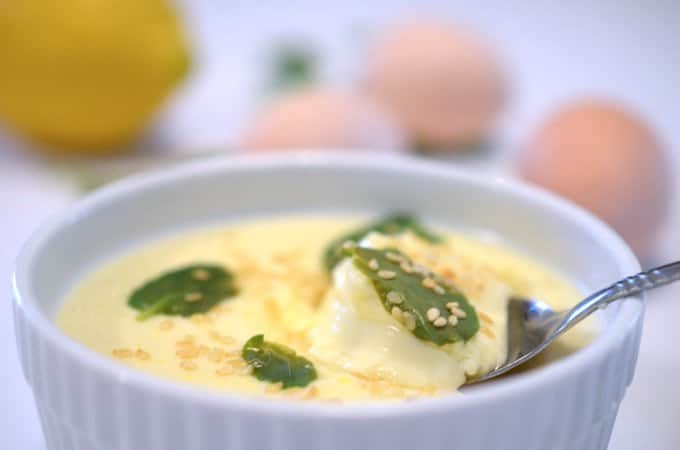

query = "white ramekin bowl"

[13,154,643,450]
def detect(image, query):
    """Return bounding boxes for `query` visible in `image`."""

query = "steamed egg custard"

[57,215,594,402]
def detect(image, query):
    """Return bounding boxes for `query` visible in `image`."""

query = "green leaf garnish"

[128,264,238,321]
[323,213,442,272]
[242,334,317,389]
[350,247,479,345]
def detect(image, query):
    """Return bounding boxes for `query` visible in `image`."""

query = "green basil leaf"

[242,334,317,389]
[350,247,479,345]
[323,213,441,272]
[128,264,238,321]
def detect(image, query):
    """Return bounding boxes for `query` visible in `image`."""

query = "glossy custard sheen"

[57,216,596,403]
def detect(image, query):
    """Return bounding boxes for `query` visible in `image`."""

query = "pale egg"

[364,20,506,151]
[516,100,670,258]
[239,88,405,152]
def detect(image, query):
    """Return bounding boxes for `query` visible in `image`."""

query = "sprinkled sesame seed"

[175,342,196,353]
[448,315,458,326]
[413,264,430,276]
[479,311,494,325]
[185,292,203,302]
[180,361,197,371]
[207,348,224,363]
[222,351,242,360]
[342,240,357,250]
[216,366,234,376]
[209,331,236,346]
[386,291,404,304]
[385,252,404,263]
[368,258,379,271]
[159,320,174,331]
[176,348,199,359]
[112,348,132,359]
[403,312,417,330]
[192,269,211,280]
[378,270,397,280]
[426,307,441,322]
[451,308,467,319]
[135,349,150,361]
[433,285,446,295]
[391,306,403,321]
[422,277,436,289]
[482,328,496,339]
[433,317,447,327]
[400,261,414,274]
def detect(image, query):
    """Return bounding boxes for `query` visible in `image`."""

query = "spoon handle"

[563,261,680,329]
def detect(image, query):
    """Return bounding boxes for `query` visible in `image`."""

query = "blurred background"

[1,1,678,448]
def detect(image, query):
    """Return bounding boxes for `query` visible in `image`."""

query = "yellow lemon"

[0,0,191,154]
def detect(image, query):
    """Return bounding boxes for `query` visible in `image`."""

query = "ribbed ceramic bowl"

[13,154,643,450]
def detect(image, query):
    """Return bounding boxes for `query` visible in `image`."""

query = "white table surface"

[2,1,679,448]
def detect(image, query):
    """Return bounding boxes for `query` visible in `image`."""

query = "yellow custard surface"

[57,216,595,403]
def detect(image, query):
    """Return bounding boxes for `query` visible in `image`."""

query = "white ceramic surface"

[12,154,643,450]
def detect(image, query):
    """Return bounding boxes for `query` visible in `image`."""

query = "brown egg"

[516,100,669,258]
[240,88,405,152]
[365,20,506,151]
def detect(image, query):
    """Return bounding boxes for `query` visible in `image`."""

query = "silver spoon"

[468,261,680,384]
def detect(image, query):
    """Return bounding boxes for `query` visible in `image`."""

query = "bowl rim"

[12,152,642,419]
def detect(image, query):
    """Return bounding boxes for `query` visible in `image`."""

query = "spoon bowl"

[469,261,680,384]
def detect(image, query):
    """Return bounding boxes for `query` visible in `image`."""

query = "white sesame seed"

[368,258,379,271]
[387,291,404,304]
[192,269,211,280]
[452,307,467,319]
[448,315,458,326]
[112,348,132,359]
[216,366,234,376]
[433,317,447,327]
[479,312,494,325]
[413,264,430,276]
[426,307,441,322]
[400,261,414,274]
[446,302,459,310]
[385,252,404,263]
[422,277,436,289]
[391,306,403,321]
[433,285,446,295]
[378,270,397,280]
[342,240,357,250]
[135,349,151,360]
[185,292,203,302]
[482,328,496,339]
[403,312,417,331]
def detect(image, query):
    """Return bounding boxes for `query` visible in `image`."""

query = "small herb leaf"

[128,264,237,321]
[242,334,317,389]
[323,213,441,272]
[350,247,479,345]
